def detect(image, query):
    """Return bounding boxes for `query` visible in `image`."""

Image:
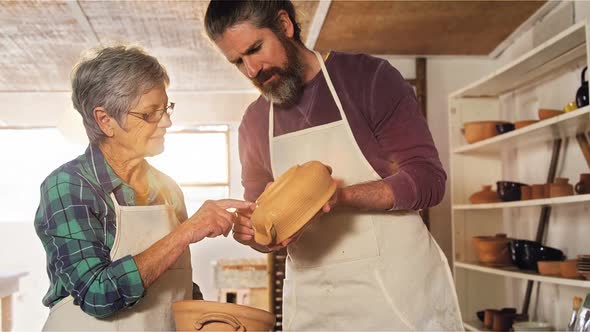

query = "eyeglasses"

[128,102,175,123]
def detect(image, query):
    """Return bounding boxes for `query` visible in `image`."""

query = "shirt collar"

[85,144,124,194]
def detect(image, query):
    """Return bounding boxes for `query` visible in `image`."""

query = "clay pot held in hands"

[575,173,590,194]
[469,185,501,204]
[548,178,574,197]
[251,161,337,246]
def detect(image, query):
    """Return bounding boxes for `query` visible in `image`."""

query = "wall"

[0,91,262,330]
[380,55,497,262]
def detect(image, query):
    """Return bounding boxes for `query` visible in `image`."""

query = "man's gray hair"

[71,45,170,143]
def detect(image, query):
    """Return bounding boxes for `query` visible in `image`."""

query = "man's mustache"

[252,67,282,86]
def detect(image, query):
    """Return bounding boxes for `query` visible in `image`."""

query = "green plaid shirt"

[34,144,187,318]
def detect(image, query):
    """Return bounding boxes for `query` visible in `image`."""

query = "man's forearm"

[340,180,395,210]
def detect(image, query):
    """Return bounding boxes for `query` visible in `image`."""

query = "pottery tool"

[568,296,583,331]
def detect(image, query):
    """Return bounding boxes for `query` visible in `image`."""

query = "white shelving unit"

[455,262,590,288]
[453,193,590,210]
[449,20,590,331]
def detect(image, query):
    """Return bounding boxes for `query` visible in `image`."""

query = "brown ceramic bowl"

[472,234,513,266]
[537,261,561,276]
[538,109,564,120]
[469,185,501,204]
[172,300,275,331]
[251,161,337,246]
[463,121,507,144]
[514,120,539,129]
[560,260,583,279]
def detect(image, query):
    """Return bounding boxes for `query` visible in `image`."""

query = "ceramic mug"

[575,173,590,194]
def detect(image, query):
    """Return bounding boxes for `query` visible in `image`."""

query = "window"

[147,125,230,214]
[0,128,86,222]
[1,125,230,222]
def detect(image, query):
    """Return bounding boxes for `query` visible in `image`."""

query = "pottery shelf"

[451,21,587,99]
[453,193,590,210]
[453,106,590,155]
[449,19,590,328]
[455,262,590,288]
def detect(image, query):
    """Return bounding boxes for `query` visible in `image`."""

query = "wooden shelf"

[451,21,587,98]
[453,106,590,155]
[455,262,590,288]
[453,193,590,210]
[464,320,488,332]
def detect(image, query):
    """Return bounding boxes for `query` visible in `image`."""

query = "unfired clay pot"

[251,161,337,246]
[469,185,501,204]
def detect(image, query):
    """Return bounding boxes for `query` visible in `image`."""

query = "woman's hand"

[180,199,254,244]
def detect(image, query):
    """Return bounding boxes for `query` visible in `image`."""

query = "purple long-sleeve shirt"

[238,52,446,210]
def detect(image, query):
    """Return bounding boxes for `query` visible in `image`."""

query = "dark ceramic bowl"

[496,123,515,134]
[510,239,565,271]
[496,181,526,201]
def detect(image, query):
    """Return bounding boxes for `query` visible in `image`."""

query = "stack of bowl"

[578,255,590,279]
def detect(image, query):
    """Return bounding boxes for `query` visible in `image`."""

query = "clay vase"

[575,173,590,194]
[549,178,574,197]
[520,186,532,200]
[531,184,546,200]
[469,185,501,204]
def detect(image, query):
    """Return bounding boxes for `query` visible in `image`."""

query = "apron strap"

[312,51,348,122]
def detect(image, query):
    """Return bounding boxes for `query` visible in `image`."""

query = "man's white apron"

[269,51,463,331]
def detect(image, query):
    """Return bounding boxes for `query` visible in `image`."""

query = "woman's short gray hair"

[71,45,170,143]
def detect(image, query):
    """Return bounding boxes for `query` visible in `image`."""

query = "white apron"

[43,193,192,331]
[270,52,463,331]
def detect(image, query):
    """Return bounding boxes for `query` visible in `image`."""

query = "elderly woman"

[34,46,252,331]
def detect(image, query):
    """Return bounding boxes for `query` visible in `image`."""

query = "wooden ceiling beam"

[65,0,100,45]
[305,0,332,50]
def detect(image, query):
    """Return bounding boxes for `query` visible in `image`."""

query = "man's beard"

[251,36,305,106]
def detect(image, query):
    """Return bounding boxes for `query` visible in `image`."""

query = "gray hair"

[71,45,170,143]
